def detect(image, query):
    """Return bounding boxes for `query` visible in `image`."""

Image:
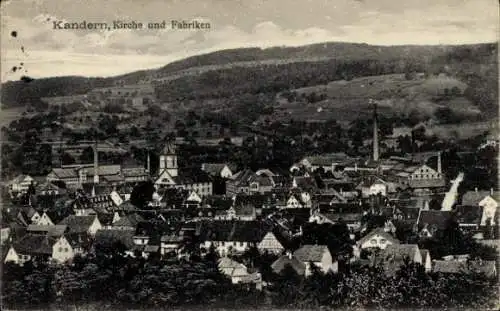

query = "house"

[396,163,446,190]
[454,205,483,230]
[111,213,144,230]
[17,206,41,225]
[292,176,319,192]
[183,191,203,209]
[218,257,263,290]
[226,169,255,195]
[202,163,234,178]
[160,234,184,256]
[309,211,363,231]
[461,190,498,226]
[226,204,257,221]
[4,234,74,265]
[469,260,497,278]
[293,245,337,275]
[257,231,285,254]
[271,253,306,275]
[284,193,312,209]
[432,260,468,274]
[358,227,400,250]
[417,210,453,238]
[7,174,34,194]
[197,220,268,256]
[356,175,389,198]
[35,181,66,196]
[36,212,55,226]
[377,244,423,275]
[154,142,213,197]
[58,215,102,236]
[420,249,432,272]
[295,153,351,173]
[94,229,136,255]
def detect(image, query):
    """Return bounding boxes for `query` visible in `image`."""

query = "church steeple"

[159,140,178,177]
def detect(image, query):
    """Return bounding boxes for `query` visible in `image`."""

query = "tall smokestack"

[93,141,99,184]
[372,102,379,162]
[437,152,442,174]
[146,149,151,175]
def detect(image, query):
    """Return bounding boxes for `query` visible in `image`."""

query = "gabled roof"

[94,229,135,249]
[58,215,98,234]
[112,213,144,228]
[293,245,329,262]
[197,220,269,242]
[358,227,400,246]
[461,191,495,206]
[203,163,229,175]
[271,255,306,275]
[433,260,468,274]
[13,234,60,255]
[26,224,68,236]
[417,210,453,230]
[454,205,483,225]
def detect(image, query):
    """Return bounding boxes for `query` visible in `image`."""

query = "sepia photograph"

[0,0,499,310]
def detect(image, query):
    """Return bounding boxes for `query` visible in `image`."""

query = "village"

[2,101,498,300]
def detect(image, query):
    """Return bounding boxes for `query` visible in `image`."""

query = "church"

[154,141,213,197]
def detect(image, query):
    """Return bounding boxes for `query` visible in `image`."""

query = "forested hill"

[1,42,497,111]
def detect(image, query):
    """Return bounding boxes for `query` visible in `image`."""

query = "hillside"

[1,42,497,119]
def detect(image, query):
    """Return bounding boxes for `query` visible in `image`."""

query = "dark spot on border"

[11,66,18,72]
[20,76,34,83]
[11,31,17,37]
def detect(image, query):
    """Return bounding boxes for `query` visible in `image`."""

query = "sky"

[1,0,498,79]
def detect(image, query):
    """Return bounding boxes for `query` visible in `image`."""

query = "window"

[380,239,387,244]
[370,239,377,245]
[240,242,244,247]
[59,247,63,252]
[64,248,69,252]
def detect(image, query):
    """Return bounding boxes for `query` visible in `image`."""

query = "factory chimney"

[437,151,442,174]
[93,141,99,184]
[372,102,379,162]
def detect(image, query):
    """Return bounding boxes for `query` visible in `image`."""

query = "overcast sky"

[1,0,498,79]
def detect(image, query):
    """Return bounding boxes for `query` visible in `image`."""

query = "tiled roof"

[305,153,350,166]
[454,205,483,225]
[461,191,493,206]
[293,245,329,262]
[94,229,135,249]
[271,255,306,275]
[51,168,78,179]
[417,210,453,230]
[432,260,468,274]
[112,213,144,228]
[197,220,269,242]
[80,165,122,176]
[358,227,400,246]
[408,178,446,189]
[27,225,68,236]
[203,163,228,175]
[13,234,59,255]
[58,215,97,234]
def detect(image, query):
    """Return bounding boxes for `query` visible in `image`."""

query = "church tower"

[159,141,178,177]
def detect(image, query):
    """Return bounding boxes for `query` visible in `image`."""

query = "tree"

[130,180,155,208]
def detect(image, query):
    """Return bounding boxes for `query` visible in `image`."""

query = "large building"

[154,141,213,197]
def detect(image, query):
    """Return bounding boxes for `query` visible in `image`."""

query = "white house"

[358,228,400,250]
[4,235,74,265]
[35,212,55,226]
[58,215,102,236]
[294,245,337,276]
[8,174,34,194]
[257,232,285,254]
[202,163,234,178]
[479,194,498,226]
[218,257,262,290]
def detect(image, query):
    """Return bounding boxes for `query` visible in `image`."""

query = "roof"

[58,215,98,234]
[304,153,350,166]
[408,178,446,189]
[197,220,269,242]
[417,210,453,230]
[433,260,468,274]
[358,227,400,245]
[203,163,229,175]
[229,169,255,187]
[172,169,212,184]
[218,257,248,276]
[232,204,256,217]
[382,244,420,262]
[293,176,318,190]
[50,168,78,179]
[94,229,135,249]
[454,205,483,225]
[461,191,496,206]
[271,255,306,275]
[79,165,121,177]
[469,260,497,277]
[13,234,60,255]
[162,141,176,155]
[293,245,329,262]
[112,213,144,228]
[26,224,68,236]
